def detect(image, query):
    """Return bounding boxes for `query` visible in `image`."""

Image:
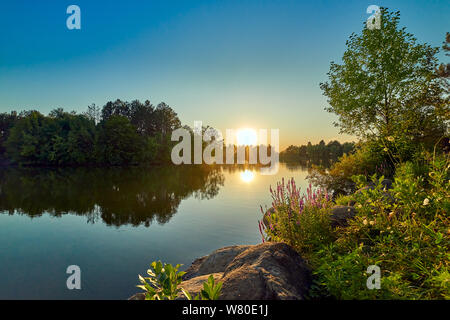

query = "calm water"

[0,163,309,299]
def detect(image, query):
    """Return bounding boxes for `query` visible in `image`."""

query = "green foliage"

[310,245,382,299]
[182,275,223,300]
[2,99,183,167]
[5,111,48,165]
[280,140,354,164]
[137,261,187,300]
[0,111,18,161]
[320,8,447,142]
[97,115,143,165]
[334,194,354,206]
[308,142,392,195]
[319,155,449,299]
[264,154,449,299]
[278,7,450,300]
[200,275,223,300]
[137,262,222,300]
[5,110,97,166]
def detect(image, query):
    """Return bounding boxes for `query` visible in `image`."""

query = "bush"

[137,261,222,300]
[261,154,450,299]
[137,261,187,300]
[315,154,449,299]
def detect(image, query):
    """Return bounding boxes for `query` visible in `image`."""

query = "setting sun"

[236,128,257,146]
[240,170,255,183]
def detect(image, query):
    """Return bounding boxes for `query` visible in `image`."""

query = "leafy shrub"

[137,261,222,300]
[334,194,355,206]
[182,275,223,300]
[137,261,187,300]
[313,154,450,299]
[262,154,449,299]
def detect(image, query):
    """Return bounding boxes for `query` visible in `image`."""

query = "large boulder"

[218,242,311,300]
[129,242,311,300]
[183,245,252,280]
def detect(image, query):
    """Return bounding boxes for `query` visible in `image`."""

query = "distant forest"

[0,99,183,166]
[280,140,355,165]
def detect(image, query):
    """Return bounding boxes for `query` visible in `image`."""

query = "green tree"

[436,32,449,93]
[153,103,182,163]
[0,112,18,162]
[320,8,447,145]
[5,111,47,165]
[83,103,101,125]
[97,115,143,165]
[65,114,96,165]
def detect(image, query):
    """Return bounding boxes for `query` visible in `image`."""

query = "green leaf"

[180,287,192,300]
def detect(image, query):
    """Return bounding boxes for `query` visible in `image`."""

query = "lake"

[0,163,310,299]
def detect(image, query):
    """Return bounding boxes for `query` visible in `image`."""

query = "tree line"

[280,140,355,163]
[0,99,182,166]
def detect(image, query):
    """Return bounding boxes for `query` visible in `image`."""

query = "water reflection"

[0,166,224,227]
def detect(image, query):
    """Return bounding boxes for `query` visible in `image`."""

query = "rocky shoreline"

[129,242,312,300]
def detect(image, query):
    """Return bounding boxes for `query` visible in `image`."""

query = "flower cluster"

[271,178,330,215]
[258,177,332,244]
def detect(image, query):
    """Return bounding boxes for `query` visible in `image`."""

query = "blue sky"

[0,0,448,148]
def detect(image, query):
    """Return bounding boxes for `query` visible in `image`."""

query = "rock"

[330,205,356,227]
[218,242,311,300]
[130,242,311,300]
[183,245,252,280]
[128,292,145,300]
[182,242,311,300]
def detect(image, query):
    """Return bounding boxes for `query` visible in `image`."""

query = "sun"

[240,170,255,183]
[236,128,257,146]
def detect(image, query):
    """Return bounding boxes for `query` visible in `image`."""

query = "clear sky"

[0,0,448,149]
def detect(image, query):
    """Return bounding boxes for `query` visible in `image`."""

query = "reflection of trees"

[0,166,224,227]
[282,162,309,172]
[281,158,335,170]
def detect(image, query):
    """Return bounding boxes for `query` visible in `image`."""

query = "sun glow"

[236,128,257,146]
[240,170,255,183]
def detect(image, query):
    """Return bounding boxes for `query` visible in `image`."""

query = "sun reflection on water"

[240,170,255,183]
